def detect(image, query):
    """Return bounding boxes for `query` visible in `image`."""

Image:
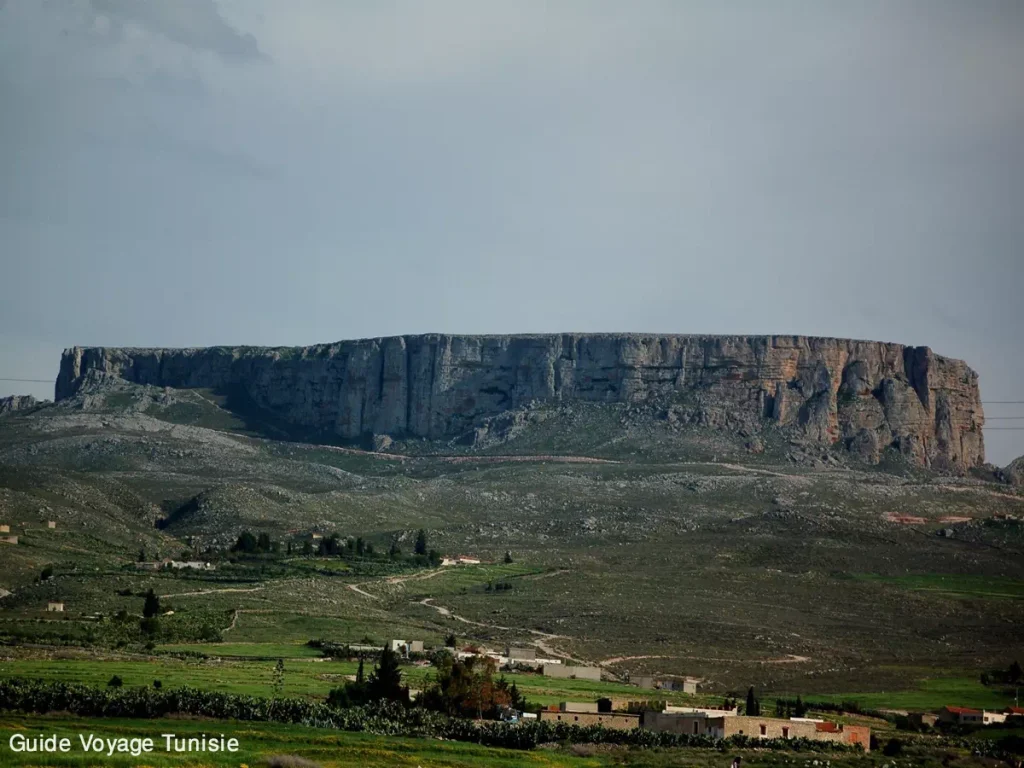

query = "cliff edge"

[55,334,985,472]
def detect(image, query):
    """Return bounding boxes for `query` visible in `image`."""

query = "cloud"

[89,0,264,60]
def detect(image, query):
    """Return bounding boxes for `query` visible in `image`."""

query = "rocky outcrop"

[55,334,985,471]
[1001,457,1024,487]
[0,395,44,415]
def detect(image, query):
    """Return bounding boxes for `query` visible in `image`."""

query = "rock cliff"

[0,395,44,415]
[55,334,985,471]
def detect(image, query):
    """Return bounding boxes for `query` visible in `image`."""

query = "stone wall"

[55,333,985,471]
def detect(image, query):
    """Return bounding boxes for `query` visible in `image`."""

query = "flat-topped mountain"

[55,334,985,472]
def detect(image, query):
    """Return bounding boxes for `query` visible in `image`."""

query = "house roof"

[944,706,981,714]
[1005,707,1024,715]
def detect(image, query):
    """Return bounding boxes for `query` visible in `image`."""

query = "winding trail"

[160,586,264,599]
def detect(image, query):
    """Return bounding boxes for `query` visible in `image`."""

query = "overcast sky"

[1,1,1022,463]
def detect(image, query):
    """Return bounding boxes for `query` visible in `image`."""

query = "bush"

[883,738,904,756]
[107,676,123,688]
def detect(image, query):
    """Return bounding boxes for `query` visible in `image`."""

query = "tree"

[232,531,258,554]
[40,566,53,581]
[367,646,409,705]
[1010,660,1023,684]
[143,589,161,618]
[107,675,123,688]
[257,532,272,553]
[745,686,760,717]
[420,655,511,719]
[302,540,312,556]
[428,549,442,567]
[414,529,427,556]
[504,550,513,564]
[356,657,365,685]
[794,695,807,718]
[389,540,401,558]
[153,680,162,689]
[445,632,457,648]
[883,738,904,757]
[272,659,285,697]
[137,548,146,562]
[355,537,365,557]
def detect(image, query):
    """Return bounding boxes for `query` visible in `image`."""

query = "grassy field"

[815,675,1021,711]
[0,714,597,768]
[0,654,727,708]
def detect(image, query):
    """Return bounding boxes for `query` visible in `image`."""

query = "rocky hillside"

[56,334,985,472]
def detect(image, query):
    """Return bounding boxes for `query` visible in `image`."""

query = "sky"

[0,0,1022,464]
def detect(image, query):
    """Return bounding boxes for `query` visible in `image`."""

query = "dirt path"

[599,652,812,666]
[222,609,239,634]
[160,586,265,599]
[347,583,379,600]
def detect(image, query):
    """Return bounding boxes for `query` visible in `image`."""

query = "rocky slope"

[55,334,985,471]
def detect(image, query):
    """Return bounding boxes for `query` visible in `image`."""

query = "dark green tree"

[355,537,365,557]
[414,529,427,556]
[232,531,258,553]
[153,679,162,689]
[301,540,312,556]
[356,657,365,685]
[107,675,123,688]
[1010,660,1023,684]
[142,589,160,618]
[272,658,285,697]
[444,632,457,648]
[794,695,807,717]
[256,532,272,553]
[503,550,513,564]
[367,646,409,705]
[428,549,442,567]
[138,548,146,562]
[40,566,53,581]
[745,686,760,716]
[389,540,401,558]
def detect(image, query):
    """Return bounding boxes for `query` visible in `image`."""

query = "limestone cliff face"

[55,334,985,471]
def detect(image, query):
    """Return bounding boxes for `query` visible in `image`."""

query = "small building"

[543,663,602,681]
[633,675,656,689]
[649,715,868,750]
[664,705,738,717]
[506,646,537,662]
[389,639,424,656]
[560,702,599,714]
[47,601,64,612]
[540,708,639,730]
[457,555,481,564]
[47,521,56,529]
[907,712,938,728]
[0,535,17,545]
[169,561,215,571]
[983,710,1007,725]
[0,524,9,533]
[937,706,984,725]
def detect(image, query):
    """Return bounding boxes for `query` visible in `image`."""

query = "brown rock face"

[54,334,985,471]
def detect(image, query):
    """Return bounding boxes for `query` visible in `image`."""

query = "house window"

[557,715,561,721]
[693,722,699,734]
[760,725,767,736]
[574,716,578,722]
[783,727,789,738]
